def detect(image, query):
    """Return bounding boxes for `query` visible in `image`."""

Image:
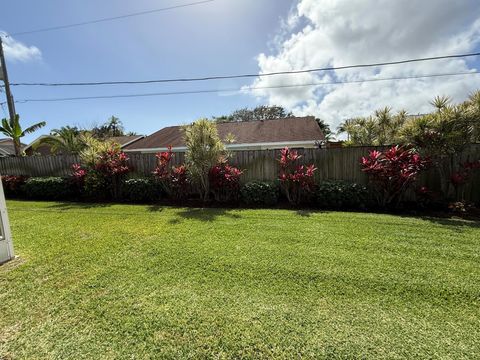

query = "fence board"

[1,145,479,202]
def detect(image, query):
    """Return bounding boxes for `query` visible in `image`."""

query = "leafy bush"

[83,170,109,200]
[122,178,160,203]
[24,177,74,200]
[278,147,316,205]
[361,146,429,208]
[2,175,29,198]
[241,181,279,206]
[209,161,243,203]
[316,181,371,210]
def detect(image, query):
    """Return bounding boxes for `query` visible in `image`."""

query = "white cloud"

[0,32,41,62]
[247,0,480,132]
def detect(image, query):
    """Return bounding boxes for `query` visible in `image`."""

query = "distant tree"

[216,105,293,122]
[91,116,125,138]
[0,114,46,156]
[33,126,86,155]
[315,118,333,140]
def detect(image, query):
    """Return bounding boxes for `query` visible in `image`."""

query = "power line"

[4,0,215,37]
[5,70,479,104]
[3,52,480,87]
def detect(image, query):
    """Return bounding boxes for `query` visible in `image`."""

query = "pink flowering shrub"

[209,161,243,202]
[278,147,317,205]
[361,146,430,207]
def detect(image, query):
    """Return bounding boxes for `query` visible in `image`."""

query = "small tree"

[184,119,226,202]
[0,114,46,156]
[361,146,429,208]
[278,147,317,205]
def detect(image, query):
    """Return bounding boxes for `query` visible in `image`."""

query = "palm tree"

[0,114,46,156]
[106,116,124,137]
[336,119,356,141]
[33,126,86,155]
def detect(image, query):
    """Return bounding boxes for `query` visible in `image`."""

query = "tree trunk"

[13,138,21,156]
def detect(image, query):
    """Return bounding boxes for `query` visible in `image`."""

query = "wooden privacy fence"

[1,145,479,201]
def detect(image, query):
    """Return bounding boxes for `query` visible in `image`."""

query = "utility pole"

[0,35,15,264]
[0,36,16,121]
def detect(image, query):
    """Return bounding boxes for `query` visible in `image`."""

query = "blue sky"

[1,0,295,142]
[2,0,480,143]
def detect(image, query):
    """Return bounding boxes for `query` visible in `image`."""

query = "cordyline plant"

[450,160,480,201]
[209,160,243,203]
[152,146,189,201]
[184,119,227,202]
[278,147,317,205]
[361,145,430,208]
[72,142,131,199]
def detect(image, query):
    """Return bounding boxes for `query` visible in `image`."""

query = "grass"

[1,200,479,359]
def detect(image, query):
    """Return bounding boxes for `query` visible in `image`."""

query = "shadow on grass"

[413,216,480,231]
[173,207,242,222]
[47,202,113,210]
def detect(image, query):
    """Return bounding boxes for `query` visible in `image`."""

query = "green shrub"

[83,170,109,200]
[241,181,279,206]
[122,178,161,203]
[316,180,372,210]
[24,177,74,200]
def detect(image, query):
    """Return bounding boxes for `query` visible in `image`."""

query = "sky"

[1,0,480,143]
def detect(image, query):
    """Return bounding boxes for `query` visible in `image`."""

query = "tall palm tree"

[106,116,124,137]
[34,126,86,155]
[0,114,46,156]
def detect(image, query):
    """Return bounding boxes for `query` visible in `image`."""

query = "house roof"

[0,138,26,156]
[124,117,324,150]
[108,135,145,147]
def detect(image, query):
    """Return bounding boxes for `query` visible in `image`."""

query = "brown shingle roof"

[108,135,144,147]
[124,117,323,150]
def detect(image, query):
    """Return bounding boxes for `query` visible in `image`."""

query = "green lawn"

[1,201,479,359]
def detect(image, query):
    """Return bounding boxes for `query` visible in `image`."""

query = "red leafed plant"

[278,147,317,205]
[153,146,174,180]
[209,160,243,202]
[95,147,131,177]
[153,147,190,201]
[71,163,87,189]
[1,175,29,197]
[450,160,480,200]
[361,145,430,207]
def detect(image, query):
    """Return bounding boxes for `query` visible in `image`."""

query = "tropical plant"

[209,160,243,203]
[184,118,226,202]
[0,114,46,156]
[33,126,86,155]
[400,94,476,199]
[361,146,430,207]
[152,146,190,201]
[337,108,407,146]
[278,147,317,205]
